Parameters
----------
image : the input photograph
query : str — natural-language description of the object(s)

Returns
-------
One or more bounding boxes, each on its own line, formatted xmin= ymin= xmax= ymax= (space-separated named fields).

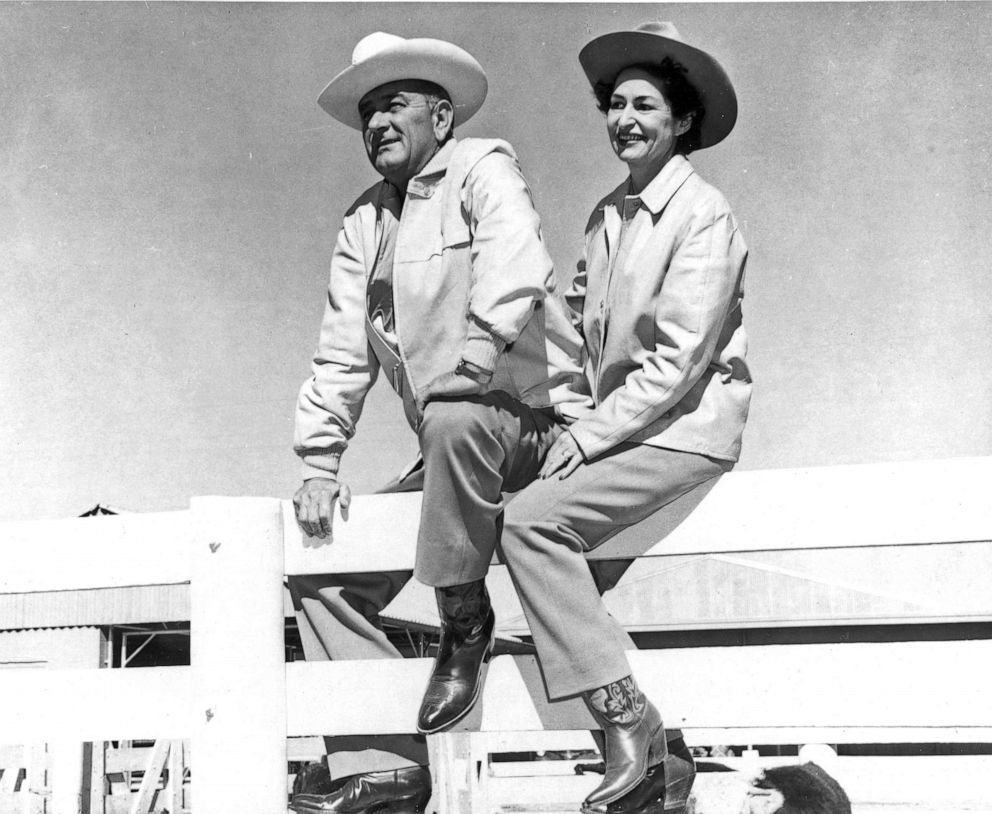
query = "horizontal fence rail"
xmin=1 ymin=456 xmax=992 ymax=813
xmin=4 ymin=458 xmax=992 ymax=595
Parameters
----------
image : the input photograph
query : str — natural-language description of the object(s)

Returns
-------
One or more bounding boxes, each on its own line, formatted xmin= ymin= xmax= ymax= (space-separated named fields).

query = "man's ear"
xmin=433 ymin=99 xmax=454 ymax=141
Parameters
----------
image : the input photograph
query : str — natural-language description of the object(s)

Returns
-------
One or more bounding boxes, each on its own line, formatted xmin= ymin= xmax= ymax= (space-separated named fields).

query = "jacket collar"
xmin=404 ymin=138 xmax=459 ymax=199
xmin=599 ymin=153 xmax=695 ymax=216
xmin=635 ymin=154 xmax=695 ymax=214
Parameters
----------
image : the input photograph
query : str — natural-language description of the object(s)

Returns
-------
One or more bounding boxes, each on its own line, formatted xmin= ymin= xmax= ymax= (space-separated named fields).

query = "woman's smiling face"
xmin=607 ymin=67 xmax=692 ymax=180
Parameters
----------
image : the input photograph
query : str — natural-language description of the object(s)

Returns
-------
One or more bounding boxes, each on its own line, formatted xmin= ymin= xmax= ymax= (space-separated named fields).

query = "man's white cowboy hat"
xmin=579 ymin=22 xmax=737 ymax=149
xmin=318 ymin=32 xmax=488 ymax=130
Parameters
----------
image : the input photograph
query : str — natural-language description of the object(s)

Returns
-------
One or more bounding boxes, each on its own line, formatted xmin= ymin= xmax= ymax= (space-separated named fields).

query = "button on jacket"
xmin=295 ymin=137 xmax=588 ymax=479
xmin=562 ymin=155 xmax=751 ymax=463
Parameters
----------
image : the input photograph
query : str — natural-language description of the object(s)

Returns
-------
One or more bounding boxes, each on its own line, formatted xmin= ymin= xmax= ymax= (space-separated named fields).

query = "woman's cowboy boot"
xmin=289 ymin=765 xmax=431 ymax=813
xmin=416 ymin=579 xmax=495 ymax=734
xmin=581 ymin=675 xmax=668 ymax=813
xmin=604 ymin=737 xmax=696 ymax=814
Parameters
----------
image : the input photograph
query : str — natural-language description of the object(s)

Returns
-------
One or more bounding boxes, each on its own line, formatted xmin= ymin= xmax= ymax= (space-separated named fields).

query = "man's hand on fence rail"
xmin=293 ymin=477 xmax=352 ymax=544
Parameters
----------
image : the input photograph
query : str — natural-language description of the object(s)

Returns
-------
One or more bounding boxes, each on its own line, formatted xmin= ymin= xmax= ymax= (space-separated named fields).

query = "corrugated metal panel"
xmin=0 ymin=585 xmax=190 ymax=629
xmin=0 ymin=584 xmax=296 ymax=629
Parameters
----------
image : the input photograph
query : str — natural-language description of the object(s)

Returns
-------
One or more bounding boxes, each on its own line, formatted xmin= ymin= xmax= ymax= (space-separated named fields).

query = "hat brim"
xmin=318 ymin=38 xmax=488 ymax=130
xmin=579 ymin=30 xmax=737 ymax=149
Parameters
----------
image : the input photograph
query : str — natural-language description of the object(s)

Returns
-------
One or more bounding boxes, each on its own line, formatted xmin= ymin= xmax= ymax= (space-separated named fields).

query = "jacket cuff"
xmin=566 ymin=422 xmax=612 ymax=462
xmin=462 ymin=326 xmax=506 ymax=373
xmin=301 ymin=452 xmax=342 ymax=481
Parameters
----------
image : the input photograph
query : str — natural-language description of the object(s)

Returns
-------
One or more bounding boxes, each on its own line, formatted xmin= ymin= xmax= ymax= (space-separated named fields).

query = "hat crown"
xmin=351 ymin=31 xmax=406 ymax=66
xmin=635 ymin=21 xmax=684 ymax=42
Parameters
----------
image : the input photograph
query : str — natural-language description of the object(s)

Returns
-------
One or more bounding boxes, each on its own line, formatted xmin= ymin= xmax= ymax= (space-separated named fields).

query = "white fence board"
xmin=483 ymin=642 xmax=992 ymax=733
xmin=190 ymin=496 xmax=287 ymax=814
xmin=4 ymin=640 xmax=988 ymax=747
xmin=281 ymin=493 xmax=423 ymax=575
xmin=284 ymin=640 xmax=992 ymax=739
xmin=4 ymin=458 xmax=990 ymax=596
xmin=648 ymin=456 xmax=992 ymax=556
xmin=0 ymin=510 xmax=193 ymax=593
xmin=286 ymin=659 xmax=435 ymax=737
xmin=0 ymin=667 xmax=193 ymax=742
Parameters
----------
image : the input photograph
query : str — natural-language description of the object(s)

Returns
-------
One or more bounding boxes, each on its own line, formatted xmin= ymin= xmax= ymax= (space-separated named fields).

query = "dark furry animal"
xmin=752 ymin=762 xmax=851 ymax=814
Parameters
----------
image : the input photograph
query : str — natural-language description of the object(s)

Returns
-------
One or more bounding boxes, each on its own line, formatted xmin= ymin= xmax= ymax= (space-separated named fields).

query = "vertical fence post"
xmin=49 ymin=741 xmax=84 ymax=814
xmin=191 ymin=497 xmax=287 ymax=813
xmin=426 ymin=733 xmax=487 ymax=814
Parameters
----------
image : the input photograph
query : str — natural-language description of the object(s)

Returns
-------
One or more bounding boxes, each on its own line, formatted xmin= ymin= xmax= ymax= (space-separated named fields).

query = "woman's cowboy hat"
xmin=318 ymin=32 xmax=488 ymax=130
xmin=579 ymin=22 xmax=737 ymax=149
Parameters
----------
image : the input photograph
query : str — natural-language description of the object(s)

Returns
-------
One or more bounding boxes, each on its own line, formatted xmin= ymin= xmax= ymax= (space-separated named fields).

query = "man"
xmin=288 ymin=31 xmax=588 ymax=813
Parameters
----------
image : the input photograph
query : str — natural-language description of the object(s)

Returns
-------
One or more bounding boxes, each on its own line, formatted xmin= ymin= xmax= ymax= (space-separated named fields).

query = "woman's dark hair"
xmin=593 ymin=57 xmax=705 ymax=154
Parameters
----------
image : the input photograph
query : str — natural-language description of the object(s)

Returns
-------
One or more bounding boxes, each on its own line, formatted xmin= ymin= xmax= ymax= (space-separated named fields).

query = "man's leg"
xmin=287 ymin=465 xmax=430 ymax=782
xmin=414 ymin=393 xmax=561 ymax=586
xmin=411 ymin=393 xmax=561 ymax=732
xmin=289 ymin=572 xmax=429 ymax=777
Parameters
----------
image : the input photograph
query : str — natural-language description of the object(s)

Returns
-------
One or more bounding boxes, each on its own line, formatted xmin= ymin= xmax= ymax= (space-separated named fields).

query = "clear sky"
xmin=2 ymin=2 xmax=991 ymax=521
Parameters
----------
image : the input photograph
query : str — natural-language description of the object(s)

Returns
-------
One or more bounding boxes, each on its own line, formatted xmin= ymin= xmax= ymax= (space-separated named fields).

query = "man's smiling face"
xmin=358 ymin=80 xmax=451 ymax=188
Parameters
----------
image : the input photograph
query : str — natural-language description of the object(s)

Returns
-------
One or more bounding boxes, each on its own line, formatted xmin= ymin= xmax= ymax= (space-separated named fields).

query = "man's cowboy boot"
xmin=292 ymin=761 xmax=338 ymax=798
xmin=604 ymin=737 xmax=696 ymax=814
xmin=581 ymin=675 xmax=668 ymax=813
xmin=289 ymin=765 xmax=431 ymax=813
xmin=417 ymin=579 xmax=495 ymax=734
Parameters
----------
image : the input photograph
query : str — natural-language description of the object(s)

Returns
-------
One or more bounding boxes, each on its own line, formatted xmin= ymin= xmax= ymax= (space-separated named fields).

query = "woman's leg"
xmin=500 ymin=444 xmax=729 ymax=810
xmin=500 ymin=443 xmax=729 ymax=699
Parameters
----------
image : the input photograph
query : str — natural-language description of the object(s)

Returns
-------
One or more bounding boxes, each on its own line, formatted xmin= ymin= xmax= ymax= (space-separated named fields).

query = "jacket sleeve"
xmin=458 ymin=152 xmax=553 ymax=372
xmin=564 ymin=250 xmax=588 ymax=339
xmin=293 ymin=209 xmax=378 ymax=479
xmin=568 ymin=198 xmax=747 ymax=460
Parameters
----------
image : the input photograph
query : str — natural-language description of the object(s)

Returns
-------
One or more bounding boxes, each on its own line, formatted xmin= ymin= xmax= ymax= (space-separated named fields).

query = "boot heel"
xmin=663 ymin=763 xmax=695 ymax=813
xmin=646 ymin=723 xmax=668 ymax=766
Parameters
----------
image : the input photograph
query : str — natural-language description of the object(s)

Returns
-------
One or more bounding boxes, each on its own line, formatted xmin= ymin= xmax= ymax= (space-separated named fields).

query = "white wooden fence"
xmin=1 ymin=457 xmax=991 ymax=813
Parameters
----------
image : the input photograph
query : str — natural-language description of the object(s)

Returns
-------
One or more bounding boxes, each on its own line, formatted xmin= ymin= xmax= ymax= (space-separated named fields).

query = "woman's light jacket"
xmin=560 ymin=154 xmax=751 ymax=462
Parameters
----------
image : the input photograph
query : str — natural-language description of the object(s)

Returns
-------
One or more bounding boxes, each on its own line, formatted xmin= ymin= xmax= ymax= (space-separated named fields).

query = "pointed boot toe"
xmin=582 ymin=677 xmax=668 ymax=809
xmin=417 ymin=581 xmax=495 ymax=734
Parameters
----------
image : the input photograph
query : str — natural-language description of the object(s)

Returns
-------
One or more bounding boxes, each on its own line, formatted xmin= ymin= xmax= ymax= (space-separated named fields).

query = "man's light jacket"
xmin=562 ymin=155 xmax=752 ymax=463
xmin=295 ymin=137 xmax=587 ymax=480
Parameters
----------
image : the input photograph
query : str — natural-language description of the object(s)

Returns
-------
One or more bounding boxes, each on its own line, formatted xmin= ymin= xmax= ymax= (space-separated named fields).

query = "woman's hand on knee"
xmin=539 ymin=431 xmax=584 ymax=480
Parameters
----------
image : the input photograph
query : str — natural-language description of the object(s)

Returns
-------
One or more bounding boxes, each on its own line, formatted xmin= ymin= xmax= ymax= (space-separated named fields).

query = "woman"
xmin=499 ymin=22 xmax=750 ymax=814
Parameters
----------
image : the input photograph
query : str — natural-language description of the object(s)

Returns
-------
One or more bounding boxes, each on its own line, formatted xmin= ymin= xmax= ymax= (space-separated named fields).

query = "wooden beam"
xmin=50 ymin=741 xmax=84 ymax=814
xmin=0 ymin=511 xmax=192 ymax=593
xmin=426 ymin=733 xmax=488 ymax=814
xmin=482 ymin=642 xmax=992 ymax=733
xmin=88 ymin=742 xmax=105 ymax=814
xmin=1 ymin=458 xmax=990 ymax=597
xmin=166 ymin=741 xmax=183 ymax=814
xmin=127 ymin=740 xmax=168 ymax=814
xmin=283 ymin=639 xmax=992 ymax=737
xmin=286 ymin=658 xmax=435 ymax=737
xmin=1 ymin=638 xmax=990 ymax=745
xmin=189 ymin=497 xmax=287 ymax=814
xmin=0 ymin=669 xmax=193 ymax=742
xmin=282 ymin=492 xmax=422 ymax=575
xmin=639 ymin=456 xmax=992 ymax=557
